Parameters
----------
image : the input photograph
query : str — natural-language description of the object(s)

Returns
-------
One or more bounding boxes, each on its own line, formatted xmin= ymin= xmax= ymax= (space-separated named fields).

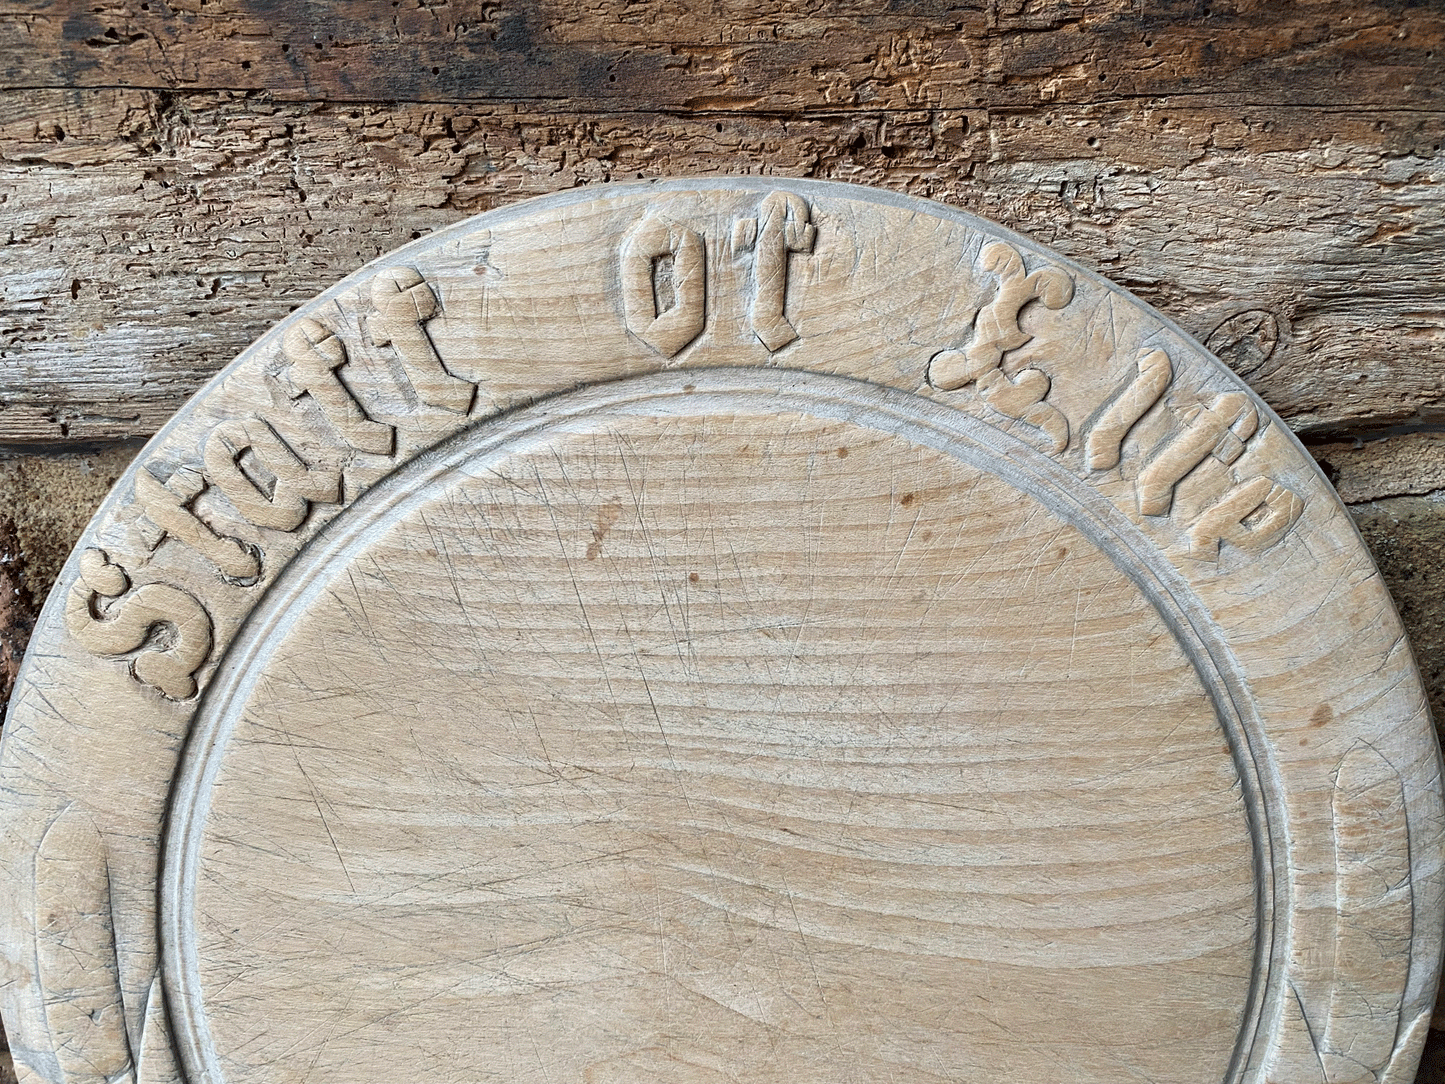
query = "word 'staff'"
xmin=0 ymin=180 xmax=1438 ymax=1084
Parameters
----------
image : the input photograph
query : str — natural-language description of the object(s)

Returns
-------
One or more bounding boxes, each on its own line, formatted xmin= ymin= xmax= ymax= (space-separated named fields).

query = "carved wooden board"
xmin=0 ymin=179 xmax=1440 ymax=1084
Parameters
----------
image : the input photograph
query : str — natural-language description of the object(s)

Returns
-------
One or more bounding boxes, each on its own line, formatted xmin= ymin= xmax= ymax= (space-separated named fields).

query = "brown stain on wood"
xmin=587 ymin=499 xmax=622 ymax=560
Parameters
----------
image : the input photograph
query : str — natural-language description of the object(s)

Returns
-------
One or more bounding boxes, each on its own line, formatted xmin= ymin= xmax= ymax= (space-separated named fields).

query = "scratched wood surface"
xmin=0 ymin=180 xmax=1439 ymax=1084
xmin=3 ymin=2 xmax=1445 ymax=1080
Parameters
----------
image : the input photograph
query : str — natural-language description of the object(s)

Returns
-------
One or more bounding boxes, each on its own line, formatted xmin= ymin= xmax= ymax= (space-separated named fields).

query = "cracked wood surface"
xmin=0 ymin=0 xmax=1442 ymax=444
xmin=1 ymin=1 xmax=1439 ymax=110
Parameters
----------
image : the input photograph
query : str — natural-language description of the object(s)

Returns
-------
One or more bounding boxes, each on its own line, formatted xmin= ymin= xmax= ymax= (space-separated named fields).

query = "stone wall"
xmin=2 ymin=1 xmax=1443 ymax=1078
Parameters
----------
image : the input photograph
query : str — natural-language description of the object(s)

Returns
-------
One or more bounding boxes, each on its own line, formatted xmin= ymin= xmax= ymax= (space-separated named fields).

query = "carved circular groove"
xmin=166 ymin=373 xmax=1274 ymax=1084
xmin=1 ymin=179 xmax=1439 ymax=1084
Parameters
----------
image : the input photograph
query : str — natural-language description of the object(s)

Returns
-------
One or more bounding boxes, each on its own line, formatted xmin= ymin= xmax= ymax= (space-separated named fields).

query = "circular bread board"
xmin=1 ymin=179 xmax=1440 ymax=1084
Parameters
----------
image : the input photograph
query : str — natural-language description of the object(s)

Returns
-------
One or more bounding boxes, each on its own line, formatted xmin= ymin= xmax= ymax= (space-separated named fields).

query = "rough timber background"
xmin=0 ymin=0 xmax=1443 ymax=1079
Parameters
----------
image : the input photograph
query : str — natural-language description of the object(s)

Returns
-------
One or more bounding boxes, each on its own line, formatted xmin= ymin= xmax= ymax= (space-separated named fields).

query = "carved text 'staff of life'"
xmin=0 ymin=180 xmax=1438 ymax=1084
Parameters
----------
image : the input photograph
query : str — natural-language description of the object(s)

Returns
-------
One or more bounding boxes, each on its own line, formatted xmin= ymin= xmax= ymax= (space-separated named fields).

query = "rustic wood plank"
xmin=1311 ymin=433 xmax=1445 ymax=505
xmin=1 ymin=85 xmax=1442 ymax=444
xmin=1 ymin=1 xmax=1440 ymax=112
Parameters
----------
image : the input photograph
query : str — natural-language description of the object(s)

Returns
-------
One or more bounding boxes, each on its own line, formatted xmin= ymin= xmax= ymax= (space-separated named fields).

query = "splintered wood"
xmin=0 ymin=182 xmax=1439 ymax=1084
xmin=1 ymin=2 xmax=1443 ymax=447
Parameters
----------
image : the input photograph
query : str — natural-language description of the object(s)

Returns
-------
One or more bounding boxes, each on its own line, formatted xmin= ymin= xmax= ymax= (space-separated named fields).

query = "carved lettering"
xmin=977 ymin=368 xmax=1069 ymax=453
xmin=1135 ymin=391 xmax=1259 ymax=517
xmin=64 ymin=549 xmax=214 ymax=700
xmin=731 ymin=192 xmax=816 ymax=352
xmin=204 ymin=417 xmax=340 ymax=532
xmin=1188 ymin=476 xmax=1305 ymax=559
xmin=35 ymin=807 xmax=135 ymax=1084
xmin=1112 ymin=384 xmax=1304 ymax=556
xmin=369 ymin=267 xmax=475 ymax=413
xmin=5 ymin=185 xmax=1423 ymax=1084
xmin=1325 ymin=743 xmax=1414 ymax=1082
xmin=621 ymin=215 xmax=707 ymax=358
xmin=281 ymin=317 xmax=395 ymax=455
xmin=928 ymin=241 xmax=1074 ymax=453
xmin=134 ymin=466 xmax=260 ymax=581
xmin=1086 ymin=348 xmax=1173 ymax=471
xmin=930 ymin=242 xmax=1074 ymax=388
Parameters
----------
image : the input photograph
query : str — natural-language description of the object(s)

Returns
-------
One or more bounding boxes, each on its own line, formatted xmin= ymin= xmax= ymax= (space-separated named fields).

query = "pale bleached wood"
xmin=0 ymin=180 xmax=1439 ymax=1084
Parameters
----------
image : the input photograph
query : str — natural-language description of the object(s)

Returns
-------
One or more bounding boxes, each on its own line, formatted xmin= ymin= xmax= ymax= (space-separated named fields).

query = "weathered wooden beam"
xmin=1 ymin=84 xmax=1442 ymax=444
xmin=1 ymin=1 xmax=1439 ymax=111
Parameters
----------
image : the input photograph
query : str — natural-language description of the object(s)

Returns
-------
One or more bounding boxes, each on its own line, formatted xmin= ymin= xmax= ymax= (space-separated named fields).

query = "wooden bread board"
xmin=1 ymin=179 xmax=1439 ymax=1084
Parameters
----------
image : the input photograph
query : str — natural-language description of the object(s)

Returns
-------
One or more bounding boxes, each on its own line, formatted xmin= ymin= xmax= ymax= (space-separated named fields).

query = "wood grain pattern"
xmin=2 ymin=1 xmax=1439 ymax=110
xmin=189 ymin=408 xmax=1256 ymax=1082
xmin=32 ymin=808 xmax=128 ymax=1084
xmin=0 ymin=180 xmax=1438 ymax=1083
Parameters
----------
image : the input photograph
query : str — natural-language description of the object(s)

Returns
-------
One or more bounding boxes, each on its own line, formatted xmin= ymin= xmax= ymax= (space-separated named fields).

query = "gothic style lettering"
xmin=930 ymin=242 xmax=1074 ymax=389
xmin=8 ymin=184 xmax=1429 ymax=1084
xmin=1188 ymin=477 xmax=1305 ymax=559
xmin=281 ymin=317 xmax=395 ymax=455
xmin=1135 ymin=391 xmax=1259 ymax=517
xmin=1086 ymin=348 xmax=1173 ymax=471
xmin=978 ymin=367 xmax=1070 ymax=453
xmin=204 ymin=417 xmax=340 ymax=532
xmin=928 ymin=241 xmax=1074 ymax=453
xmin=1118 ymin=385 xmax=1304 ymax=557
xmin=621 ymin=215 xmax=707 ymax=358
xmin=134 ymin=466 xmax=260 ymax=581
xmin=731 ymin=192 xmax=816 ymax=352
xmin=369 ymin=267 xmax=476 ymax=413
xmin=64 ymin=548 xmax=214 ymax=700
